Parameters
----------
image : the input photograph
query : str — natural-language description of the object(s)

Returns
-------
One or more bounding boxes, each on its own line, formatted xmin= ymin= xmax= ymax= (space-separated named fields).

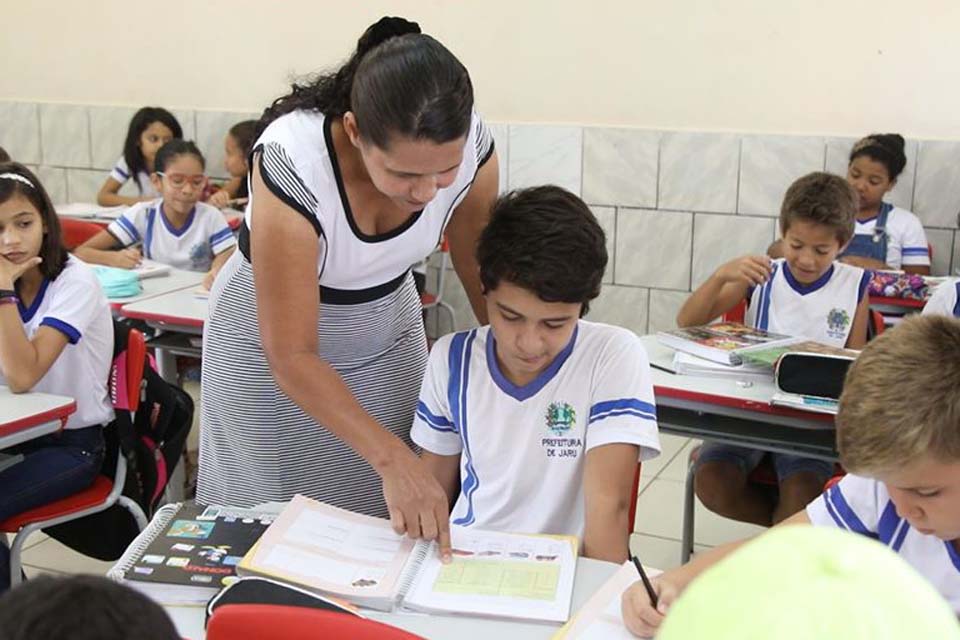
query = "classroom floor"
xmin=13 ymin=384 xmax=767 ymax=578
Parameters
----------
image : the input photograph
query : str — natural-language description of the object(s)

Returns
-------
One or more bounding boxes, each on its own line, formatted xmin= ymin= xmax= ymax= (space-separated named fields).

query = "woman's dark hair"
xmin=849 ymin=133 xmax=907 ymax=181
xmin=258 ymin=16 xmax=473 ymax=149
xmin=123 ymin=107 xmax=183 ymax=190
xmin=0 ymin=162 xmax=68 ymax=282
xmin=228 ymin=120 xmax=258 ymax=157
xmin=477 ymin=187 xmax=607 ymax=316
xmin=0 ymin=146 xmax=10 ymax=163
xmin=153 ymin=139 xmax=205 ymax=174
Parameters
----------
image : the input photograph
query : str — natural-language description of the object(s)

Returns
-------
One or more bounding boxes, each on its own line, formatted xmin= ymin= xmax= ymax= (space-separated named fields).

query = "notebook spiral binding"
xmin=107 ymin=502 xmax=183 ymax=581
xmin=395 ymin=539 xmax=433 ymax=603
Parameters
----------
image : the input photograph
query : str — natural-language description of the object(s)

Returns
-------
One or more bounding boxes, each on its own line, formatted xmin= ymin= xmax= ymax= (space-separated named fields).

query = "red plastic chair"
xmin=0 ymin=327 xmax=149 ymax=587
xmin=207 ymin=604 xmax=425 ymax=640
xmin=628 ymin=462 xmax=642 ymax=536
xmin=59 ymin=217 xmax=106 ymax=250
xmin=723 ymin=299 xmax=747 ymax=324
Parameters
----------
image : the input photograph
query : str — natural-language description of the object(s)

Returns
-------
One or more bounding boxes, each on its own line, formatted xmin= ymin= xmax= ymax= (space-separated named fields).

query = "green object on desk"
xmin=658 ymin=526 xmax=960 ymax=640
xmin=93 ymin=266 xmax=142 ymax=299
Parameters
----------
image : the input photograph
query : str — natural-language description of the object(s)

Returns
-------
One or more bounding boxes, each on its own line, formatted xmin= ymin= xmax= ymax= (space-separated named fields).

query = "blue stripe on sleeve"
xmin=588 ymin=399 xmax=657 ymax=425
xmin=116 ymin=215 xmax=140 ymax=243
xmin=901 ymin=247 xmax=929 ymax=255
xmin=209 ymin=227 xmax=234 ymax=245
xmin=40 ymin=318 xmax=81 ymax=344
xmin=416 ymin=401 xmax=457 ymax=433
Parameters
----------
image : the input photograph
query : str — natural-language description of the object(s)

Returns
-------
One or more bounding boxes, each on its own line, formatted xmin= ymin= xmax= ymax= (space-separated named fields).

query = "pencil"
xmin=631 ymin=554 xmax=659 ymax=608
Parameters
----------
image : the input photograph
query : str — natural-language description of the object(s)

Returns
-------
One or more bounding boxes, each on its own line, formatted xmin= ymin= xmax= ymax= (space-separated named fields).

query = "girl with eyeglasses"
xmin=76 ymin=140 xmax=236 ymax=289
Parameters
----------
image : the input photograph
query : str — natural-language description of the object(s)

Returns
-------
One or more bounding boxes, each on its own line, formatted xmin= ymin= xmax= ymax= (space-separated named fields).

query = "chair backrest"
xmin=868 ymin=309 xmax=886 ymax=342
xmin=60 ymin=218 xmax=105 ymax=250
xmin=722 ymin=299 xmax=747 ymax=324
xmin=207 ymin=605 xmax=425 ymax=640
xmin=109 ymin=323 xmax=146 ymax=414
xmin=628 ymin=462 xmax=642 ymax=536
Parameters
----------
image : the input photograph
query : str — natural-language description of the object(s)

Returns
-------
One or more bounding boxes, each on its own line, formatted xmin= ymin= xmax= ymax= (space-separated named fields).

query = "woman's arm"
xmin=74 ymin=230 xmax=141 ymax=268
xmin=445 ymin=151 xmax=499 ymax=325
xmin=96 ymin=177 xmax=145 ymax=207
xmin=249 ymin=159 xmax=453 ymax=559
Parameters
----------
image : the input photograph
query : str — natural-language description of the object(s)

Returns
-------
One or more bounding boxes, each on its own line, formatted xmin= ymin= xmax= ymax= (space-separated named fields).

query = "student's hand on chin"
xmin=0 ymin=254 xmax=42 ymax=288
xmin=381 ymin=450 xmax=453 ymax=563
xmin=621 ymin=576 xmax=678 ymax=638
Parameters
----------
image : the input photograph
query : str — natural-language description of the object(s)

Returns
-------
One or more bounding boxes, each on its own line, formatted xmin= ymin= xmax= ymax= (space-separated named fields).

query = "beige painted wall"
xmin=3 ymin=0 xmax=958 ymax=137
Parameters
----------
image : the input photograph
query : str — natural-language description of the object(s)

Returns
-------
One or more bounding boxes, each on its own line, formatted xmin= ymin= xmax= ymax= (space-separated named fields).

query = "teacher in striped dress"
xmin=197 ymin=17 xmax=497 ymax=555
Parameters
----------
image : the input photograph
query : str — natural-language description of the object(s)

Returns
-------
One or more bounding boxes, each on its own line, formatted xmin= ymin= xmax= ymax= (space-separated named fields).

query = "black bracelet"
xmin=0 ymin=289 xmax=15 ymax=299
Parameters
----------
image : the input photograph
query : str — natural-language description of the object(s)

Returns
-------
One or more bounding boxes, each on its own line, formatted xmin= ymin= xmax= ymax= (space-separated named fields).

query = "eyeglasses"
xmin=156 ymin=172 xmax=207 ymax=188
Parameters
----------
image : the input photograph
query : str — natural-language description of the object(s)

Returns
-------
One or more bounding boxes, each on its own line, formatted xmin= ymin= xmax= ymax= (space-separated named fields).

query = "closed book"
xmin=657 ymin=322 xmax=799 ymax=365
xmin=108 ymin=502 xmax=276 ymax=605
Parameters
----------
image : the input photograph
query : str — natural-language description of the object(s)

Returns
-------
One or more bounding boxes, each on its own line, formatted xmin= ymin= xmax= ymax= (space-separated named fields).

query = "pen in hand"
xmin=631 ymin=554 xmax=658 ymax=608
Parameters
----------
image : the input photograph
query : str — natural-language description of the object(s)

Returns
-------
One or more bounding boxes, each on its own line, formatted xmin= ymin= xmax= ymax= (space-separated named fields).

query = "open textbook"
xmin=554 ymin=560 xmax=662 ymax=639
xmin=238 ymin=494 xmax=579 ymax=622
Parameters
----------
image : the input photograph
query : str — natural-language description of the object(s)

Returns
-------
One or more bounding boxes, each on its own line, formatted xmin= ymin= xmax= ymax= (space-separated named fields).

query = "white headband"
xmin=0 ymin=173 xmax=33 ymax=188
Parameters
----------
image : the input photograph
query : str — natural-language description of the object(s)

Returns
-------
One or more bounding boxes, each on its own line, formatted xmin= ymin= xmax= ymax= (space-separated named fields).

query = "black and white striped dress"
xmin=197 ymin=109 xmax=494 ymax=515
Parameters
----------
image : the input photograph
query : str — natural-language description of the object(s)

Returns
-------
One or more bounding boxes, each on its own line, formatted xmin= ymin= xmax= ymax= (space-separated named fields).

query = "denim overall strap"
xmin=842 ymin=202 xmax=891 ymax=263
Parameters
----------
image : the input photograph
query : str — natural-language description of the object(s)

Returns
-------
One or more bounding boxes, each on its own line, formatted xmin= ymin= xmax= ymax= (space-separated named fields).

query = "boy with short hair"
xmin=412 ymin=186 xmax=661 ymax=563
xmin=622 ymin=315 xmax=960 ymax=636
xmin=0 ymin=575 xmax=181 ymax=640
xmin=677 ymin=172 xmax=870 ymax=526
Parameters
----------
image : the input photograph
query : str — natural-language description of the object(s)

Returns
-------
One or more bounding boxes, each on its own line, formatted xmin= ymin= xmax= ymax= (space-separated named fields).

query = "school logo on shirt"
xmin=545 ymin=402 xmax=576 ymax=435
xmin=542 ymin=402 xmax=582 ymax=460
xmin=826 ymin=308 xmax=850 ymax=340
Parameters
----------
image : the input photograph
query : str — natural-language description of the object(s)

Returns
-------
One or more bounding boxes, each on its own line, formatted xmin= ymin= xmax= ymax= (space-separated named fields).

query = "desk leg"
xmin=155 ymin=347 xmax=178 ymax=385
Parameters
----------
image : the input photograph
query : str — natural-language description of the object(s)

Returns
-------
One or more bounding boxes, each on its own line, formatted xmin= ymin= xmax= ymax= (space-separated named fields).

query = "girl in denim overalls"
xmin=840 ymin=134 xmax=931 ymax=275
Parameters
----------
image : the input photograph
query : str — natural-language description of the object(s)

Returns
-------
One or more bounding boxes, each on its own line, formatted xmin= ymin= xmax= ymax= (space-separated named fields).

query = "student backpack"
xmin=44 ymin=320 xmax=194 ymax=560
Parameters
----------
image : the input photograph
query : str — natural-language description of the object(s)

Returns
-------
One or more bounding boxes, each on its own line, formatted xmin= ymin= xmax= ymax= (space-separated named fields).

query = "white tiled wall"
xmin=6 ymin=99 xmax=960 ymax=337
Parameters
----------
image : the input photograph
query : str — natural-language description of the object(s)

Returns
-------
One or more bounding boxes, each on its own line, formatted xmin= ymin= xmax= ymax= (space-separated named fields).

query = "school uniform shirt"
xmin=107 ymin=200 xmax=236 ymax=272
xmin=109 ymin=156 xmax=160 ymax=198
xmin=808 ymin=473 xmax=960 ymax=614
xmin=922 ymin=278 xmax=960 ymax=318
xmin=854 ymin=206 xmax=930 ymax=269
xmin=2 ymin=256 xmax=114 ymax=430
xmin=745 ymin=259 xmax=869 ymax=347
xmin=411 ymin=321 xmax=661 ymax=538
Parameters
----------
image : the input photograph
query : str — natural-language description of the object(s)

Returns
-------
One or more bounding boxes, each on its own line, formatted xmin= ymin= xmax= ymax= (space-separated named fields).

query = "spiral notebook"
xmin=238 ymin=494 xmax=579 ymax=622
xmin=107 ymin=502 xmax=278 ymax=605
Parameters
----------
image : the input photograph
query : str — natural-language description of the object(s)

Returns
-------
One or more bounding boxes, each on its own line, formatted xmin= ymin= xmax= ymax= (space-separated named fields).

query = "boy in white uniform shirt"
xmin=412 ymin=186 xmax=661 ymax=563
xmin=622 ymin=315 xmax=960 ymax=636
xmin=678 ymin=172 xmax=869 ymax=528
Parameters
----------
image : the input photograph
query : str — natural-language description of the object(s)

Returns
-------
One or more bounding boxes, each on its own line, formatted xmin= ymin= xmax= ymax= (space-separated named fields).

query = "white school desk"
xmin=56 ymin=202 xmax=125 ymax=223
xmin=120 ymin=287 xmax=207 ymax=384
xmin=0 ymin=387 xmax=76 ymax=473
xmin=164 ymin=557 xmax=621 ymax=640
xmin=107 ymin=268 xmax=206 ymax=312
xmin=641 ymin=336 xmax=837 ymax=462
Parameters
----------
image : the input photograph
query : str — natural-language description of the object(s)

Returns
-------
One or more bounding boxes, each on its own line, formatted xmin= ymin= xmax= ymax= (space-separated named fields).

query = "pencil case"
xmin=774 ymin=352 xmax=855 ymax=400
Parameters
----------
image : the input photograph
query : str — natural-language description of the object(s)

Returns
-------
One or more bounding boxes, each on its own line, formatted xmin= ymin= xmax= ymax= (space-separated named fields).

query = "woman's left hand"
xmin=0 ymin=255 xmax=42 ymax=289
